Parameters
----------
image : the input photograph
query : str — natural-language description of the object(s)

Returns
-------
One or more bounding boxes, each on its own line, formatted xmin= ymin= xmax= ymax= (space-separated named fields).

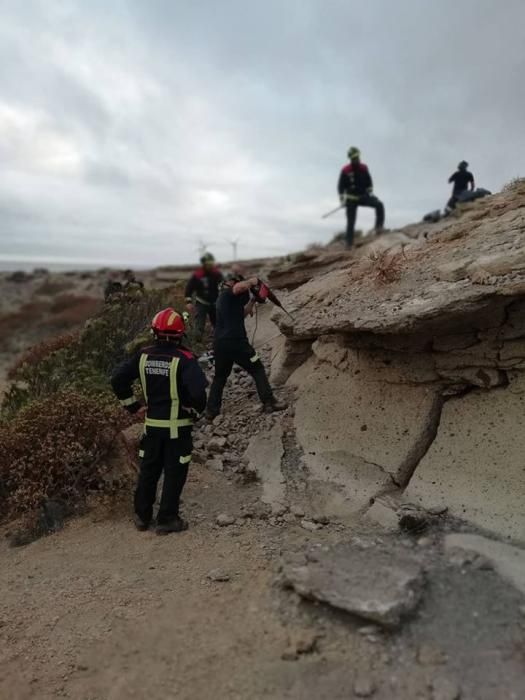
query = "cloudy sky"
xmin=1 ymin=0 xmax=524 ymax=268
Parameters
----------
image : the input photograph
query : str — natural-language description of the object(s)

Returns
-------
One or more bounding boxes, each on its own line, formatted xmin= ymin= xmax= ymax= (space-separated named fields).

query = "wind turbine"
xmin=227 ymin=238 xmax=239 ymax=261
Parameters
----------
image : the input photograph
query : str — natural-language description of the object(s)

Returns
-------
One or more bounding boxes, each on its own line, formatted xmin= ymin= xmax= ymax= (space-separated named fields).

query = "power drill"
xmin=250 ymin=279 xmax=293 ymax=319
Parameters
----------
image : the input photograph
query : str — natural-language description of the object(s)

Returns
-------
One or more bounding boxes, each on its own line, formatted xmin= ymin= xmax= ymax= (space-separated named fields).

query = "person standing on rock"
xmin=447 ymin=160 xmax=475 ymax=210
xmin=337 ymin=146 xmax=385 ymax=248
xmin=111 ymin=308 xmax=208 ymax=534
xmin=205 ymin=267 xmax=287 ymax=420
xmin=185 ymin=252 xmax=224 ymax=342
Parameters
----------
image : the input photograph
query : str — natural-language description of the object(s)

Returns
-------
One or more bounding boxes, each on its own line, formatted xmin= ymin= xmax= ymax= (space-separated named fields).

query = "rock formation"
xmin=264 ymin=180 xmax=525 ymax=541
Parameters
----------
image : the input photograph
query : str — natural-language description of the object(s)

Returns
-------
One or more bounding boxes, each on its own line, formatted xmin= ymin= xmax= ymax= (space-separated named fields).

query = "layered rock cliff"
xmin=265 ymin=180 xmax=525 ymax=542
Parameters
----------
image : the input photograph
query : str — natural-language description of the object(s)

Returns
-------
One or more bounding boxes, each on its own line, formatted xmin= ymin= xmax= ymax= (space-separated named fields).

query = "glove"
xmin=339 ymin=193 xmax=347 ymax=204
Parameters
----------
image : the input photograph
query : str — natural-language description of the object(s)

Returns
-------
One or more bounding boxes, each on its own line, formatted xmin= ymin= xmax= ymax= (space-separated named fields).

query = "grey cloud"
xmin=1 ymin=0 xmax=524 ymax=267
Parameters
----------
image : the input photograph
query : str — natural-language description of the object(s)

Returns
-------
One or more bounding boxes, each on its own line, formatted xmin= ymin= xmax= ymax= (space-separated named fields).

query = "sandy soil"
xmin=1 ymin=463 xmax=524 ymax=700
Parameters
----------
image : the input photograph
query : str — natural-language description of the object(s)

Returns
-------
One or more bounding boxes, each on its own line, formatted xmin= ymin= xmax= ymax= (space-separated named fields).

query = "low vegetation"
xmin=0 ymin=287 xmax=180 ymax=525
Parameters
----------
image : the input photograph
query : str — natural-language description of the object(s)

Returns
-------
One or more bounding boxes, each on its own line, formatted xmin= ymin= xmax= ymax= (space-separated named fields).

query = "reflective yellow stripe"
xmin=144 ymin=417 xmax=193 ymax=429
xmin=139 ymin=354 xmax=148 ymax=403
xmin=120 ymin=396 xmax=136 ymax=407
xmin=180 ymin=454 xmax=192 ymax=464
xmin=139 ymin=449 xmax=145 ymax=458
xmin=250 ymin=354 xmax=260 ymax=363
xmin=169 ymin=357 xmax=180 ymax=439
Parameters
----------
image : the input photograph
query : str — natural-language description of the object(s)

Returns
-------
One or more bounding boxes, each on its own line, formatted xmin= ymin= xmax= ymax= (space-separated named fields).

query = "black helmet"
xmin=348 ymin=146 xmax=361 ymax=160
xmin=200 ymin=252 xmax=215 ymax=265
xmin=224 ymin=271 xmax=244 ymax=283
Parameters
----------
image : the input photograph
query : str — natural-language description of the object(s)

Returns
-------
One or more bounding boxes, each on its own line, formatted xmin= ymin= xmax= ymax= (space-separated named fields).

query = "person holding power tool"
xmin=111 ymin=308 xmax=208 ymax=534
xmin=206 ymin=265 xmax=287 ymax=419
xmin=185 ymin=252 xmax=223 ymax=342
xmin=338 ymin=146 xmax=385 ymax=248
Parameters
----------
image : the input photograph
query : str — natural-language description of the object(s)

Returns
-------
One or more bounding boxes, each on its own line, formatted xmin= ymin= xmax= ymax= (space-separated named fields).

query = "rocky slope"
xmin=256 ymin=181 xmax=525 ymax=543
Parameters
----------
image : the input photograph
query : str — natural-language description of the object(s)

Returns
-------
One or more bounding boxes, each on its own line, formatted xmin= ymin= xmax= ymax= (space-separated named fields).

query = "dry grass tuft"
xmin=368 ymin=247 xmax=406 ymax=285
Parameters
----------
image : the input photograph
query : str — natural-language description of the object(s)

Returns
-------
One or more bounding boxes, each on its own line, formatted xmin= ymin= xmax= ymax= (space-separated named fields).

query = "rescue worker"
xmin=206 ymin=268 xmax=286 ymax=419
xmin=447 ymin=160 xmax=475 ymax=210
xmin=123 ymin=269 xmax=145 ymax=295
xmin=111 ymin=308 xmax=208 ymax=534
xmin=185 ymin=253 xmax=224 ymax=342
xmin=337 ymin=146 xmax=385 ymax=248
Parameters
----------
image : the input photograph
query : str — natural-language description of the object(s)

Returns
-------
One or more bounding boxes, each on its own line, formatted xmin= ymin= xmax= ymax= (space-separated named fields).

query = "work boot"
xmin=262 ymin=399 xmax=288 ymax=414
xmin=133 ymin=514 xmax=150 ymax=532
xmin=205 ymin=409 xmax=219 ymax=421
xmin=155 ymin=516 xmax=188 ymax=535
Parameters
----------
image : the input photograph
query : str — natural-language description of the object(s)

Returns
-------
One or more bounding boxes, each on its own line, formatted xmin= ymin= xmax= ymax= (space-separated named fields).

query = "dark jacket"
xmin=185 ymin=267 xmax=223 ymax=306
xmin=448 ymin=170 xmax=474 ymax=196
xmin=337 ymin=162 xmax=374 ymax=198
xmin=111 ymin=342 xmax=208 ymax=438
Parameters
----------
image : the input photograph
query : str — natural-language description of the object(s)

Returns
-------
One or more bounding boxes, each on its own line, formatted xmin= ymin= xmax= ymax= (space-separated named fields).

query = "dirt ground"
xmin=1 ymin=461 xmax=525 ymax=700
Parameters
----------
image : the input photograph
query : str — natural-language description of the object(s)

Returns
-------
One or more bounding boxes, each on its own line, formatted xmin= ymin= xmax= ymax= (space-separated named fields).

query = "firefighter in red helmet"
xmin=111 ymin=308 xmax=208 ymax=534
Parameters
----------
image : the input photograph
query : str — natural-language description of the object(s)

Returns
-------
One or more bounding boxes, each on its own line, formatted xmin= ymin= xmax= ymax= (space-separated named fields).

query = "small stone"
xmin=417 ymin=644 xmax=448 ymax=666
xmin=358 ymin=625 xmax=381 ymax=636
xmin=300 ymin=519 xmax=323 ymax=532
xmin=417 ymin=537 xmax=432 ymax=547
xmin=283 ymin=513 xmax=296 ymax=524
xmin=290 ymin=505 xmax=305 ymax=518
xmin=288 ymin=630 xmax=318 ymax=655
xmin=353 ymin=675 xmax=376 ymax=697
xmin=208 ymin=436 xmax=227 ymax=454
xmin=271 ymin=503 xmax=288 ymax=517
xmin=207 ymin=569 xmax=230 ymax=582
xmin=207 ymin=457 xmax=224 ymax=472
xmin=312 ymin=513 xmax=330 ymax=525
xmin=216 ymin=513 xmax=235 ymax=527
xmin=431 ymin=677 xmax=461 ymax=700
xmin=281 ymin=649 xmax=298 ymax=661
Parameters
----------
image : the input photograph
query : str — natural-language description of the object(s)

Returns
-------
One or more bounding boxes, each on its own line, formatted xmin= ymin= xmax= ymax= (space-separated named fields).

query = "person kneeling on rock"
xmin=205 ymin=266 xmax=287 ymax=420
xmin=111 ymin=308 xmax=208 ymax=534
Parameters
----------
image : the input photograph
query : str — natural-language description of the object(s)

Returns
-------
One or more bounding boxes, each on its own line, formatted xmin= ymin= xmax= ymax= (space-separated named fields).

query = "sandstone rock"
xmin=365 ymin=501 xmax=399 ymax=532
xmin=300 ymin=519 xmax=322 ymax=532
xmin=207 ymin=436 xmax=227 ymax=453
xmin=216 ymin=513 xmax=235 ymax=527
xmin=405 ymin=373 xmax=525 ymax=542
xmin=444 ymin=534 xmax=525 ymax=595
xmin=207 ymin=569 xmax=230 ymax=582
xmin=281 ymin=542 xmax=425 ymax=627
xmin=467 ymin=248 xmax=525 ymax=282
xmin=436 ymin=259 xmax=472 ymax=282
xmin=207 ymin=457 xmax=224 ymax=472
xmin=244 ymin=424 xmax=285 ymax=512
xmin=289 ymin=355 xmax=441 ymax=513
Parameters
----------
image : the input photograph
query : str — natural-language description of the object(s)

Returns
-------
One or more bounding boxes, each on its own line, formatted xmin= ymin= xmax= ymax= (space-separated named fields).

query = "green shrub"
xmin=2 ymin=288 xmax=174 ymax=420
xmin=0 ymin=389 xmax=131 ymax=520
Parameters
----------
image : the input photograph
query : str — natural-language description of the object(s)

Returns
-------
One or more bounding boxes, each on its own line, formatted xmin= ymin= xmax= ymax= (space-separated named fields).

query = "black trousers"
xmin=207 ymin=339 xmax=274 ymax=414
xmin=194 ymin=301 xmax=216 ymax=341
xmin=345 ymin=194 xmax=385 ymax=247
xmin=134 ymin=430 xmax=192 ymax=524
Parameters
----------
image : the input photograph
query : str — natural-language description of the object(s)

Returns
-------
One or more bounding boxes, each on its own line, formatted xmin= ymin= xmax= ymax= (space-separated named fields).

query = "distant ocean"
xmin=0 ymin=255 xmax=151 ymax=273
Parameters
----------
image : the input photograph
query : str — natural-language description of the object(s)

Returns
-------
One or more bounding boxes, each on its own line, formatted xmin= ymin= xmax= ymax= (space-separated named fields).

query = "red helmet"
xmin=151 ymin=308 xmax=185 ymax=338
